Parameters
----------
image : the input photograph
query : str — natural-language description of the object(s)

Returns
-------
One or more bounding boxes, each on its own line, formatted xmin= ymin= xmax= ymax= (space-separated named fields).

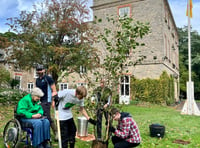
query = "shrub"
xmin=0 ymin=88 xmax=27 ymax=104
xmin=130 ymin=71 xmax=175 ymax=105
xmin=0 ymin=66 xmax=11 ymax=87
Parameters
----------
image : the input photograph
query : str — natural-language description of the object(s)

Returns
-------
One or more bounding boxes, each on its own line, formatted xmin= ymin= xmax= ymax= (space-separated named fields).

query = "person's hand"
xmin=103 ymin=104 xmax=108 ymax=108
xmin=109 ymin=126 xmax=116 ymax=133
xmin=88 ymin=118 xmax=97 ymax=125
xmin=32 ymin=113 xmax=42 ymax=119
xmin=53 ymin=95 xmax=60 ymax=108
xmin=52 ymin=91 xmax=57 ymax=97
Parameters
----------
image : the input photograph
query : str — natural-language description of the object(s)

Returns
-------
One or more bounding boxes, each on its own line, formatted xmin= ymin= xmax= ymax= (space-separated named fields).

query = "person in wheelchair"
xmin=17 ymin=87 xmax=51 ymax=148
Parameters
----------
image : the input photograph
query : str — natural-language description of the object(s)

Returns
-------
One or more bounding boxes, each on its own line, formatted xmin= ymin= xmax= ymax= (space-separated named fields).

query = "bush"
xmin=131 ymin=71 xmax=175 ymax=105
xmin=0 ymin=88 xmax=27 ymax=104
xmin=0 ymin=66 xmax=11 ymax=87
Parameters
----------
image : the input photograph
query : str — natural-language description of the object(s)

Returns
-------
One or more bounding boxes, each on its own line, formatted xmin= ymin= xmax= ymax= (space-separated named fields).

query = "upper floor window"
xmin=14 ymin=65 xmax=22 ymax=72
xmin=125 ymin=49 xmax=130 ymax=57
xmin=77 ymin=83 xmax=87 ymax=88
xmin=80 ymin=65 xmax=87 ymax=74
xmin=118 ymin=4 xmax=131 ymax=18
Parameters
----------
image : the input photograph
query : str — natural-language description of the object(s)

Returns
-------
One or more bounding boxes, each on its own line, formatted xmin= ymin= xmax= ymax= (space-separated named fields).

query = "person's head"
xmin=36 ymin=64 xmax=45 ymax=77
xmin=75 ymin=86 xmax=87 ymax=100
xmin=111 ymin=108 xmax=121 ymax=121
xmin=100 ymin=80 xmax=105 ymax=88
xmin=31 ymin=87 xmax=44 ymax=102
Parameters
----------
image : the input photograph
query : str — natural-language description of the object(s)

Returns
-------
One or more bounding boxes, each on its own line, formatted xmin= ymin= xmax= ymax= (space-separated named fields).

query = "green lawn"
xmin=1 ymin=103 xmax=200 ymax=148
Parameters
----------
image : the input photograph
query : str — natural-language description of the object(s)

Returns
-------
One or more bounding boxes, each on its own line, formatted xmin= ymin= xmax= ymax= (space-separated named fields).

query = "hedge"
xmin=130 ymin=71 xmax=175 ymax=105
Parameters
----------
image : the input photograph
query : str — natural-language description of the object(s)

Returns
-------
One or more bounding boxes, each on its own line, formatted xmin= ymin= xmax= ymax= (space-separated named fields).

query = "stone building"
xmin=91 ymin=0 xmax=179 ymax=103
xmin=0 ymin=0 xmax=179 ymax=104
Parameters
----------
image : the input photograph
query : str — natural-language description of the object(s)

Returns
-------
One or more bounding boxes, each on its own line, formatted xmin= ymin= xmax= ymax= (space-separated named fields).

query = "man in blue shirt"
xmin=36 ymin=64 xmax=58 ymax=141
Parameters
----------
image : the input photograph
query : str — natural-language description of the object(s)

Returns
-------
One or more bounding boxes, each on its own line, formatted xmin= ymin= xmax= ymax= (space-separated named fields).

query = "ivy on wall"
xmin=130 ymin=71 xmax=175 ymax=105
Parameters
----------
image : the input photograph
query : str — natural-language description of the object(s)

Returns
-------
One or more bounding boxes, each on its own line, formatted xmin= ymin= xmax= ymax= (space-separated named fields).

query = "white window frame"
xmin=59 ymin=83 xmax=68 ymax=90
xmin=34 ymin=69 xmax=39 ymax=78
xmin=80 ymin=65 xmax=87 ymax=74
xmin=119 ymin=75 xmax=130 ymax=104
xmin=120 ymin=75 xmax=130 ymax=96
xmin=27 ymin=82 xmax=34 ymax=92
xmin=119 ymin=6 xmax=131 ymax=18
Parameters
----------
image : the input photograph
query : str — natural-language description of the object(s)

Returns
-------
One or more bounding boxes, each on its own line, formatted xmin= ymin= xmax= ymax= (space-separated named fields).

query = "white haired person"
xmin=17 ymin=87 xmax=51 ymax=148
xmin=109 ymin=108 xmax=141 ymax=148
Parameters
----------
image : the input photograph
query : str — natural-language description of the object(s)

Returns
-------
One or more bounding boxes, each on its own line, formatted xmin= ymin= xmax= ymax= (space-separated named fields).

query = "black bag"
xmin=149 ymin=124 xmax=165 ymax=138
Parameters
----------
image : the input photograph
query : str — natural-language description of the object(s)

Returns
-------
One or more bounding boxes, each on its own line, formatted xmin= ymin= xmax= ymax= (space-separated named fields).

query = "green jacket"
xmin=17 ymin=94 xmax=44 ymax=119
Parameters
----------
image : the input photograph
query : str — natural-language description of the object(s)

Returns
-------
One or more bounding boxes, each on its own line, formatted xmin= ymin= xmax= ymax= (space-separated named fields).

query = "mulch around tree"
xmin=76 ymin=133 xmax=95 ymax=142
xmin=173 ymin=139 xmax=191 ymax=145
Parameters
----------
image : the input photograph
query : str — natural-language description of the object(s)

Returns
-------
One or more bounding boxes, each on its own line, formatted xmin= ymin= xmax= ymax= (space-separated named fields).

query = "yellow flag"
xmin=186 ymin=0 xmax=193 ymax=18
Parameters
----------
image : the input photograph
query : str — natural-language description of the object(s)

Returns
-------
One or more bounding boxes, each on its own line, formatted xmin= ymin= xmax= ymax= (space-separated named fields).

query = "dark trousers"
xmin=41 ymin=102 xmax=52 ymax=123
xmin=41 ymin=102 xmax=57 ymax=134
xmin=112 ymin=136 xmax=140 ymax=148
xmin=60 ymin=118 xmax=76 ymax=148
xmin=97 ymin=109 xmax=108 ymax=139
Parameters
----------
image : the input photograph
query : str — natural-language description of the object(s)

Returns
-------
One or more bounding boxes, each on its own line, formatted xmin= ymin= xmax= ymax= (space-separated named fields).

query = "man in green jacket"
xmin=17 ymin=87 xmax=51 ymax=148
xmin=94 ymin=80 xmax=112 ymax=140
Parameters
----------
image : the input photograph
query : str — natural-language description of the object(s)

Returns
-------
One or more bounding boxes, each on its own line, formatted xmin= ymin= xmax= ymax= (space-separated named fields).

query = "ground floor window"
xmin=14 ymin=75 xmax=21 ymax=89
xmin=59 ymin=83 xmax=68 ymax=90
xmin=119 ymin=75 xmax=130 ymax=104
xmin=27 ymin=82 xmax=34 ymax=92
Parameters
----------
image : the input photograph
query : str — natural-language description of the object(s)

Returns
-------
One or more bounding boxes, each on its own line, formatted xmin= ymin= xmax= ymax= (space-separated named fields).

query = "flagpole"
xmin=188 ymin=0 xmax=191 ymax=83
xmin=181 ymin=0 xmax=200 ymax=116
xmin=187 ymin=0 xmax=192 ymax=115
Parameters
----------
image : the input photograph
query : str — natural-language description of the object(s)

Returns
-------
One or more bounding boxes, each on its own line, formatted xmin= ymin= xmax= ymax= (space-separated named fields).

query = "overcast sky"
xmin=0 ymin=0 xmax=199 ymax=33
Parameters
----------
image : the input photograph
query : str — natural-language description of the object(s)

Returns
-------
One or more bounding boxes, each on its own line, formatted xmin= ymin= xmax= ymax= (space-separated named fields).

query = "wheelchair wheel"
xmin=3 ymin=119 xmax=22 ymax=148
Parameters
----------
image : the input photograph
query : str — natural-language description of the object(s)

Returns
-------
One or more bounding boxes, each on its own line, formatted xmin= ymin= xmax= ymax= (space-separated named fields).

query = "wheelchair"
xmin=3 ymin=106 xmax=33 ymax=148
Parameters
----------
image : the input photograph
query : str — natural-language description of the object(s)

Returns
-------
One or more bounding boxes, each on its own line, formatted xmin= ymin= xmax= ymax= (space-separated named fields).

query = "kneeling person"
xmin=109 ymin=108 xmax=141 ymax=148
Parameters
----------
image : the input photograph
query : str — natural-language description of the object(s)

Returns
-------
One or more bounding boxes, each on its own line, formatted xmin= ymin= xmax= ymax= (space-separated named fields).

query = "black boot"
xmin=36 ymin=143 xmax=44 ymax=148
xmin=69 ymin=142 xmax=75 ymax=148
xmin=42 ymin=140 xmax=51 ymax=148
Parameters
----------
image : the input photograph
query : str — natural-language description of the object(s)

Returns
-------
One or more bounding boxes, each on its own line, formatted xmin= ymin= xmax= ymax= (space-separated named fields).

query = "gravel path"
xmin=175 ymin=100 xmax=200 ymax=111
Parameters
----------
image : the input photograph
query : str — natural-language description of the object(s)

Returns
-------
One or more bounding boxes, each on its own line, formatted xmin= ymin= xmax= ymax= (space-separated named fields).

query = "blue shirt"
xmin=36 ymin=75 xmax=54 ymax=103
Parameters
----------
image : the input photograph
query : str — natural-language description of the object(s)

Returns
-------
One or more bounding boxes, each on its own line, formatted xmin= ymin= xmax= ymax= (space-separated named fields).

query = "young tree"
xmin=86 ymin=15 xmax=150 ymax=147
xmin=3 ymin=0 xmax=98 ymax=84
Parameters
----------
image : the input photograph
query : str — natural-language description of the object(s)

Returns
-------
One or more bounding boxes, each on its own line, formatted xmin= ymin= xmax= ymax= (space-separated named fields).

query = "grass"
xmin=1 ymin=103 xmax=200 ymax=148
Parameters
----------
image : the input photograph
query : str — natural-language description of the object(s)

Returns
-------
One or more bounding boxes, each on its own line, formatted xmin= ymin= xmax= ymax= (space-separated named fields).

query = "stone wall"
xmin=92 ymin=0 xmax=179 ymax=100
